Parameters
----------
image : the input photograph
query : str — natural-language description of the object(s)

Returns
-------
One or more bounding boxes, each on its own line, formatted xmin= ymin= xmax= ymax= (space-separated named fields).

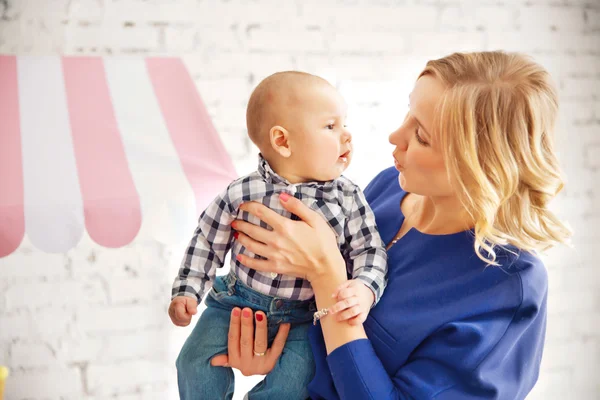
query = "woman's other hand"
xmin=210 ymin=307 xmax=290 ymax=376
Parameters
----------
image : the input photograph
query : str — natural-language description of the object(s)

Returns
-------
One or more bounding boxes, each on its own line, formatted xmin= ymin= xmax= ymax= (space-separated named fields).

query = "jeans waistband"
xmin=223 ymin=272 xmax=317 ymax=314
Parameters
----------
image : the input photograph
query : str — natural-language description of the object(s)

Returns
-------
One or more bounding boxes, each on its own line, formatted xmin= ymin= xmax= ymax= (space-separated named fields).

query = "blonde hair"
xmin=419 ymin=51 xmax=572 ymax=264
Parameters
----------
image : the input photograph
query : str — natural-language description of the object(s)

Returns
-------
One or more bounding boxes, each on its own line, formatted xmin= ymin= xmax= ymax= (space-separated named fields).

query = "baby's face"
xmin=284 ymin=83 xmax=353 ymax=182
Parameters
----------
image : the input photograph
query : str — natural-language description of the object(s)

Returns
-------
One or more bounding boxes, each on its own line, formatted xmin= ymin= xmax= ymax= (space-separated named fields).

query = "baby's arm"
xmin=169 ymin=186 xmax=236 ymax=326
xmin=332 ymin=187 xmax=388 ymax=325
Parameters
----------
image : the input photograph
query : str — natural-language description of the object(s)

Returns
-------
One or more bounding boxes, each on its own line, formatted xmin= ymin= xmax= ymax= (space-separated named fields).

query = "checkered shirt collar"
xmin=257 ymin=153 xmax=336 ymax=188
xmin=257 ymin=153 xmax=290 ymax=186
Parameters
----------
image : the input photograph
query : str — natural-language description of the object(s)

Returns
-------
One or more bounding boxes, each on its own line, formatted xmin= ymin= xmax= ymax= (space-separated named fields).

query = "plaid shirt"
xmin=172 ymin=154 xmax=388 ymax=302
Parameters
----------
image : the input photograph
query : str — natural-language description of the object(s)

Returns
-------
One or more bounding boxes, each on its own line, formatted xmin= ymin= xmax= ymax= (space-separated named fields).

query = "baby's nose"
xmin=342 ymin=128 xmax=352 ymax=143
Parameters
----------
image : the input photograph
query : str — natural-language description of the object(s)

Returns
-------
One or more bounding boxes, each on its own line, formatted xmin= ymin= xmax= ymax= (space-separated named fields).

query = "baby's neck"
xmin=267 ymin=156 xmax=307 ymax=184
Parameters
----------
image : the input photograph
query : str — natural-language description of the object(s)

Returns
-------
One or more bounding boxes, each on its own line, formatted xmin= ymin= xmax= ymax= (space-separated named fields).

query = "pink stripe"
xmin=146 ymin=58 xmax=237 ymax=212
xmin=0 ymin=56 xmax=25 ymax=257
xmin=62 ymin=56 xmax=142 ymax=248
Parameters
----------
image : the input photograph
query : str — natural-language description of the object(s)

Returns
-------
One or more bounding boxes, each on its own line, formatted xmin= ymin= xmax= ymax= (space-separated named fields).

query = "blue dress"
xmin=307 ymin=167 xmax=548 ymax=400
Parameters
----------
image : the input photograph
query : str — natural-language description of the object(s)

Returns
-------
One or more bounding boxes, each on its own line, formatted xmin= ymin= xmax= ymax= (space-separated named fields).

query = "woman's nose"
xmin=388 ymin=126 xmax=407 ymax=150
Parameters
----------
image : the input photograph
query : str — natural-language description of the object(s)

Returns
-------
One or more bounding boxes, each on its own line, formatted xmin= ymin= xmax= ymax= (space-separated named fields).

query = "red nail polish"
xmin=243 ymin=309 xmax=251 ymax=318
xmin=236 ymin=254 xmax=242 ymax=261
xmin=233 ymin=309 xmax=241 ymax=317
xmin=233 ymin=232 xmax=239 ymax=239
xmin=256 ymin=313 xmax=264 ymax=322
xmin=280 ymin=192 xmax=291 ymax=202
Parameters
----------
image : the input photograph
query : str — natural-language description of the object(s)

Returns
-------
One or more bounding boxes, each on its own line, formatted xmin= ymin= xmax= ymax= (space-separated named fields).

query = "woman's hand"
xmin=232 ymin=192 xmax=346 ymax=283
xmin=210 ymin=307 xmax=290 ymax=376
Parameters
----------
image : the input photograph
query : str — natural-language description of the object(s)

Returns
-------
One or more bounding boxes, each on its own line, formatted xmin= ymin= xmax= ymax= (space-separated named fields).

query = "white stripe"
xmin=18 ymin=56 xmax=85 ymax=253
xmin=104 ymin=58 xmax=197 ymax=245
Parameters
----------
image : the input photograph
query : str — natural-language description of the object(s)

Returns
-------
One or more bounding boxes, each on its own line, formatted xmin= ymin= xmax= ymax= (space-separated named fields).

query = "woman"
xmin=211 ymin=51 xmax=571 ymax=399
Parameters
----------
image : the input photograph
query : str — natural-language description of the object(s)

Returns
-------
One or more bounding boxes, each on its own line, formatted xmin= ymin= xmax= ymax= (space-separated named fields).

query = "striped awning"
xmin=0 ymin=55 xmax=237 ymax=257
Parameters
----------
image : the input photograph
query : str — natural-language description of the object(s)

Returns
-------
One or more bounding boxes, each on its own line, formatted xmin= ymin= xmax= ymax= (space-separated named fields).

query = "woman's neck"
xmin=408 ymin=193 xmax=474 ymax=235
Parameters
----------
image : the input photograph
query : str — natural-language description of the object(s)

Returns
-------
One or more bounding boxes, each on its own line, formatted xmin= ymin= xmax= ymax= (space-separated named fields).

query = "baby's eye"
xmin=326 ymin=124 xmax=335 ymax=130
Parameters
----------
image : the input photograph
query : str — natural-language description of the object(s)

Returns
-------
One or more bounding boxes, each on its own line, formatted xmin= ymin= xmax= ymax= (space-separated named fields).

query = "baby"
xmin=170 ymin=71 xmax=387 ymax=399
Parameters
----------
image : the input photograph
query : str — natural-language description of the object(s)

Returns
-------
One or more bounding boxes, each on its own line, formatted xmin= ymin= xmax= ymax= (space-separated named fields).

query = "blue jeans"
xmin=176 ymin=272 xmax=317 ymax=400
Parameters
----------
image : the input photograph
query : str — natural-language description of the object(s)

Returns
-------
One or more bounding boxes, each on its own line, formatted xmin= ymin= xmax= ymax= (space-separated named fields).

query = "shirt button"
xmin=275 ymin=299 xmax=283 ymax=309
xmin=270 ymin=272 xmax=278 ymax=279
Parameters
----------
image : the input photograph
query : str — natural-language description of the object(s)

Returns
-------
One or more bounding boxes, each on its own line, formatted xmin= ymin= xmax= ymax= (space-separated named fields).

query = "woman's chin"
xmin=398 ymin=173 xmax=408 ymax=191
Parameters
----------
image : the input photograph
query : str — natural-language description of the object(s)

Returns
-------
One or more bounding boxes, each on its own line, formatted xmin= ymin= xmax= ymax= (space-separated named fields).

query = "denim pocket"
xmin=206 ymin=275 xmax=232 ymax=304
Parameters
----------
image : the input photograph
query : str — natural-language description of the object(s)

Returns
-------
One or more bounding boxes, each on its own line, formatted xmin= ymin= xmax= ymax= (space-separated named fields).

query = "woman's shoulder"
xmin=494 ymin=247 xmax=548 ymax=306
xmin=457 ymin=246 xmax=548 ymax=312
xmin=364 ymin=166 xmax=404 ymax=201
xmin=365 ymin=166 xmax=399 ymax=189
xmin=394 ymin=241 xmax=548 ymax=312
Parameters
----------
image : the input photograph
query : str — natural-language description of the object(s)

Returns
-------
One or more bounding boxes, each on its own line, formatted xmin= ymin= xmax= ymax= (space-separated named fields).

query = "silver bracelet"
xmin=313 ymin=308 xmax=329 ymax=325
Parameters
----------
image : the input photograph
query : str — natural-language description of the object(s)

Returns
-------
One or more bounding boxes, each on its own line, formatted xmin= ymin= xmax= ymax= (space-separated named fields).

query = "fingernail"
xmin=233 ymin=309 xmax=241 ymax=317
xmin=256 ymin=313 xmax=264 ymax=322
xmin=236 ymin=254 xmax=242 ymax=262
xmin=233 ymin=232 xmax=239 ymax=239
xmin=223 ymin=363 xmax=230 ymax=367
xmin=280 ymin=192 xmax=291 ymax=202
xmin=243 ymin=309 xmax=251 ymax=318
xmin=231 ymin=221 xmax=237 ymax=228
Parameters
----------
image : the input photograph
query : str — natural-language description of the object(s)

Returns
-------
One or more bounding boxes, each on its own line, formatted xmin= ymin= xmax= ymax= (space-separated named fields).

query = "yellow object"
xmin=0 ymin=366 xmax=8 ymax=400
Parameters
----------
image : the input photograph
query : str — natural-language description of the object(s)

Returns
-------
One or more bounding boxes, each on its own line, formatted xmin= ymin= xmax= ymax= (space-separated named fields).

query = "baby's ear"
xmin=269 ymin=125 xmax=292 ymax=157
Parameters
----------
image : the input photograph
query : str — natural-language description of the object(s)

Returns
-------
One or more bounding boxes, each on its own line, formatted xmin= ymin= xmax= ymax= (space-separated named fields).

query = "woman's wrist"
xmin=309 ymin=253 xmax=348 ymax=311
xmin=308 ymin=252 xmax=347 ymax=290
xmin=309 ymin=253 xmax=368 ymax=354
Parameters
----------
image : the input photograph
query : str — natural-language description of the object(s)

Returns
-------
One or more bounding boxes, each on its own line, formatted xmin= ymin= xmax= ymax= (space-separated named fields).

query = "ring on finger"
xmin=253 ymin=350 xmax=266 ymax=356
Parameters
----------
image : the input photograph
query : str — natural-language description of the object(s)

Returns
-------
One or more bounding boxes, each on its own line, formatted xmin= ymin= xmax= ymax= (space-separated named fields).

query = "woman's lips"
xmin=394 ymin=157 xmax=403 ymax=170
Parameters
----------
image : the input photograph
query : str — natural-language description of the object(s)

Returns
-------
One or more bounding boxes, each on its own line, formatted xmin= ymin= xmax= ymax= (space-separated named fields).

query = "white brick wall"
xmin=0 ymin=0 xmax=598 ymax=399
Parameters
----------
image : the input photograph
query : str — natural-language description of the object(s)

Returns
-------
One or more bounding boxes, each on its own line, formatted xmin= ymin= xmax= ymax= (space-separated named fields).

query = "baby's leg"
xmin=176 ymin=296 xmax=234 ymax=400
xmin=246 ymin=321 xmax=315 ymax=400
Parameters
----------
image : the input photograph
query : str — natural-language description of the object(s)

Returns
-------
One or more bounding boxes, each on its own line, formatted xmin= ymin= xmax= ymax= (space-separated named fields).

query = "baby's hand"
xmin=168 ymin=296 xmax=198 ymax=327
xmin=329 ymin=279 xmax=375 ymax=325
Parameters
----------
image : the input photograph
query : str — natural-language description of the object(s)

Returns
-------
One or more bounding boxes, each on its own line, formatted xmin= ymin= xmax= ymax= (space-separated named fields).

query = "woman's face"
xmin=388 ymin=75 xmax=454 ymax=197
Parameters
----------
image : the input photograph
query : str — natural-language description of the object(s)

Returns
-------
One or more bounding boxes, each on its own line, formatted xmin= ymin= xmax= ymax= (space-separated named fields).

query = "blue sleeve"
xmin=308 ymin=271 xmax=547 ymax=400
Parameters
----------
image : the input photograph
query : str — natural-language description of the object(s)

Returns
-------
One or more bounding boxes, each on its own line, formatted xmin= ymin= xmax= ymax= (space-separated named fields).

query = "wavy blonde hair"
xmin=419 ymin=51 xmax=572 ymax=264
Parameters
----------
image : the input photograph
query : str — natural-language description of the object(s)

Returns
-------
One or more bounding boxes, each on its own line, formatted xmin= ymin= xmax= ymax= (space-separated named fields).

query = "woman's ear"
xmin=269 ymin=125 xmax=292 ymax=158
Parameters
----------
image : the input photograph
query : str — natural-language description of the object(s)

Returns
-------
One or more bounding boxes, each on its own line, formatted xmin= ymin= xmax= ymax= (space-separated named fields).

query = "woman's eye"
xmin=415 ymin=128 xmax=429 ymax=146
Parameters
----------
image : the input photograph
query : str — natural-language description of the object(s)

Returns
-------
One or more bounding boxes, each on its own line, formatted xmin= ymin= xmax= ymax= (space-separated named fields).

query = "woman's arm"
xmin=309 ymin=292 xmax=546 ymax=400
xmin=310 ymin=272 xmax=369 ymax=354
xmin=233 ymin=193 xmax=369 ymax=353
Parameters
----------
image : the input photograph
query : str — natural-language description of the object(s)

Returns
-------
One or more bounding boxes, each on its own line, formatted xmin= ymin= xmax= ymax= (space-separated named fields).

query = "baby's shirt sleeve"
xmin=343 ymin=187 xmax=388 ymax=305
xmin=171 ymin=185 xmax=236 ymax=302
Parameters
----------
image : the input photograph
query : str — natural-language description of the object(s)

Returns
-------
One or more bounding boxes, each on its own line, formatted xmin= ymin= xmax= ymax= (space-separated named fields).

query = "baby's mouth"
xmin=339 ymin=151 xmax=351 ymax=163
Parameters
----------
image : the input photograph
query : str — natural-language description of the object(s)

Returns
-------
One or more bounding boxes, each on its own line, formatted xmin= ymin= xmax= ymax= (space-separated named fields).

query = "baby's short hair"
xmin=246 ymin=71 xmax=331 ymax=149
